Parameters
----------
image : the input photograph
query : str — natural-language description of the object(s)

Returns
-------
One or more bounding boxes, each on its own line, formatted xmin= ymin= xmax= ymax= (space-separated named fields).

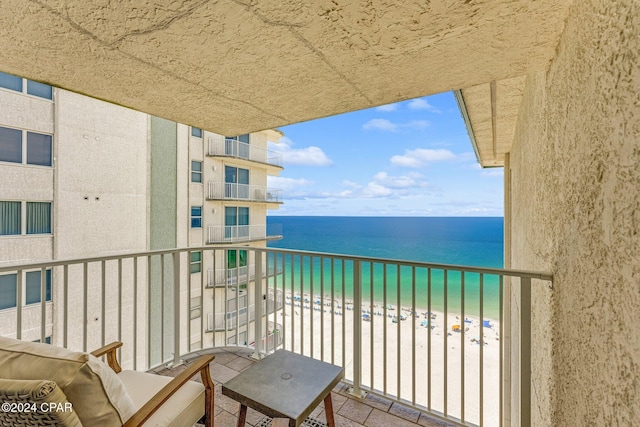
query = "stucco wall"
xmin=509 ymin=1 xmax=639 ymax=425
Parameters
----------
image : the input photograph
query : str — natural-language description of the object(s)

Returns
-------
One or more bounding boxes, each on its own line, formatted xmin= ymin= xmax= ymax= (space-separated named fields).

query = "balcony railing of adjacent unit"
xmin=0 ymin=246 xmax=552 ymax=427
xmin=207 ymin=225 xmax=277 ymax=243
xmin=207 ymin=137 xmax=283 ymax=167
xmin=207 ymin=264 xmax=283 ymax=288
xmin=207 ymin=182 xmax=283 ymax=203
xmin=207 ymin=294 xmax=284 ymax=332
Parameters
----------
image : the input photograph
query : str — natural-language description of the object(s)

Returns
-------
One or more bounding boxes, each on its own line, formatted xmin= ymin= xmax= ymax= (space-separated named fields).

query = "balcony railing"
xmin=207 ymin=224 xmax=275 ymax=243
xmin=207 ymin=137 xmax=283 ymax=167
xmin=207 ymin=182 xmax=283 ymax=203
xmin=207 ymin=296 xmax=283 ymax=332
xmin=207 ymin=264 xmax=283 ymax=288
xmin=0 ymin=246 xmax=552 ymax=427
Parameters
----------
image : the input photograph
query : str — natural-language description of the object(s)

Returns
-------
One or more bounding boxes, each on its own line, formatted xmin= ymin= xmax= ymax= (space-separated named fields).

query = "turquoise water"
xmin=267 ymin=217 xmax=504 ymax=319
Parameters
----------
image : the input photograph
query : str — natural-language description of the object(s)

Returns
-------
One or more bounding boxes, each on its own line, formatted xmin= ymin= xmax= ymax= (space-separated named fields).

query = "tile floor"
xmin=154 ymin=347 xmax=458 ymax=427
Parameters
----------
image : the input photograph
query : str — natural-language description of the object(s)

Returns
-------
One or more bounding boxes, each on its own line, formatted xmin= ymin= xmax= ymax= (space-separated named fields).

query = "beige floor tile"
xmin=389 ymin=402 xmax=421 ymax=423
xmin=337 ymin=398 xmax=373 ymax=424
xmin=364 ymin=408 xmax=419 ymax=427
xmin=226 ymin=355 xmax=255 ymax=371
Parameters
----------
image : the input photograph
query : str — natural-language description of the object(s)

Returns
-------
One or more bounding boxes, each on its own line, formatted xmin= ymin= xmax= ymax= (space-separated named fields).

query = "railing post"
xmin=173 ymin=252 xmax=181 ymax=367
xmin=521 ymin=277 xmax=531 ymax=427
xmin=254 ymin=250 xmax=263 ymax=359
xmin=349 ymin=260 xmax=366 ymax=397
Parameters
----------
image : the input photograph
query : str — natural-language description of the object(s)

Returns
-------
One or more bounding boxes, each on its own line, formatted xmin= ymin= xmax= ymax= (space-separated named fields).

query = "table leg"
xmin=324 ymin=393 xmax=335 ymax=427
xmin=237 ymin=404 xmax=247 ymax=427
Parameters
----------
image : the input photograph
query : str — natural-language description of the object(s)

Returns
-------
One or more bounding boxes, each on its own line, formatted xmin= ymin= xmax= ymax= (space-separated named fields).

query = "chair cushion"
xmin=0 ymin=336 xmax=136 ymax=426
xmin=0 ymin=378 xmax=82 ymax=426
xmin=118 ymin=370 xmax=205 ymax=427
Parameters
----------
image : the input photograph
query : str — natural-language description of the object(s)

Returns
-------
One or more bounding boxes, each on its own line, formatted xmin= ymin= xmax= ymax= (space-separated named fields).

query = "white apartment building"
xmin=0 ymin=71 xmax=284 ymax=356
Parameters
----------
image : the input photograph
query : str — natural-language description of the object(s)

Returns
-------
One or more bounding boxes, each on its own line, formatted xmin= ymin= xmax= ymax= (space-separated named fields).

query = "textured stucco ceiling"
xmin=457 ymin=76 xmax=528 ymax=167
xmin=0 ymin=0 xmax=571 ymax=136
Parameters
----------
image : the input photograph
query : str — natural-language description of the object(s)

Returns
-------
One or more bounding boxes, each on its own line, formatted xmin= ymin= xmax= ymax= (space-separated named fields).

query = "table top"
xmin=222 ymin=350 xmax=345 ymax=426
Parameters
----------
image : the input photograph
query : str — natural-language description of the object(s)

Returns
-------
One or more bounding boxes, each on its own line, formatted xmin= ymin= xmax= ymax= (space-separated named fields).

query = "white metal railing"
xmin=0 ymin=246 xmax=552 ymax=427
xmin=206 ymin=224 xmax=270 ymax=243
xmin=207 ymin=264 xmax=283 ymax=288
xmin=207 ymin=296 xmax=283 ymax=332
xmin=207 ymin=137 xmax=283 ymax=167
xmin=207 ymin=182 xmax=283 ymax=203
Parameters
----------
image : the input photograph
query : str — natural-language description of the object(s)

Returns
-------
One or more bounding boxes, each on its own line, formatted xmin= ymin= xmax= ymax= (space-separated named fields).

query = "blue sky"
xmin=267 ymin=91 xmax=503 ymax=217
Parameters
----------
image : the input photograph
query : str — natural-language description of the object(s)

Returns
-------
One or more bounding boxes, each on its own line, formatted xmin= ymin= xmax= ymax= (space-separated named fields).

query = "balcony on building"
xmin=206 ymin=263 xmax=283 ymax=288
xmin=0 ymin=245 xmax=551 ymax=427
xmin=207 ymin=136 xmax=283 ymax=172
xmin=207 ymin=182 xmax=283 ymax=205
xmin=205 ymin=292 xmax=284 ymax=333
xmin=206 ymin=224 xmax=282 ymax=244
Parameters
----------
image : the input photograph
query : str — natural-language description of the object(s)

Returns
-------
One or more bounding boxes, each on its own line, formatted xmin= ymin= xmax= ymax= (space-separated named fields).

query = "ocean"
xmin=266 ymin=216 xmax=504 ymax=319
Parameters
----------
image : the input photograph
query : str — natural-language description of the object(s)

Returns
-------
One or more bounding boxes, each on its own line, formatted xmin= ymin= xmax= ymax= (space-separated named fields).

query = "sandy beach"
xmin=269 ymin=290 xmax=501 ymax=426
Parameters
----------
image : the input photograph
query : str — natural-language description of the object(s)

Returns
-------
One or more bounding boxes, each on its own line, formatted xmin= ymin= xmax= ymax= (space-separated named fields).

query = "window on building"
xmin=191 ymin=206 xmax=202 ymax=228
xmin=26 ymin=132 xmax=52 ymax=166
xmin=0 ymin=72 xmax=52 ymax=100
xmin=191 ymin=127 xmax=202 ymax=138
xmin=225 ymin=207 xmax=249 ymax=239
xmin=26 ymin=80 xmax=53 ymax=100
xmin=26 ymin=202 xmax=51 ymax=234
xmin=227 ymin=134 xmax=250 ymax=144
xmin=190 ymin=251 xmax=202 ymax=274
xmin=225 ymin=135 xmax=250 ymax=158
xmin=25 ymin=269 xmax=52 ymax=305
xmin=224 ymin=166 xmax=249 ymax=198
xmin=0 ymin=127 xmax=53 ymax=166
xmin=32 ymin=337 xmax=52 ymax=344
xmin=0 ymin=126 xmax=22 ymax=164
xmin=227 ymin=250 xmax=247 ymax=269
xmin=0 ymin=201 xmax=21 ymax=235
xmin=191 ymin=161 xmax=202 ymax=183
xmin=0 ymin=274 xmax=17 ymax=310
xmin=0 ymin=72 xmax=22 ymax=92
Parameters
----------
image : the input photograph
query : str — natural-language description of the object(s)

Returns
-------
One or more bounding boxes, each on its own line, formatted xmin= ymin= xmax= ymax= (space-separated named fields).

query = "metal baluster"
xmin=444 ymin=269 xmax=448 ymax=416
xmin=310 ymin=256 xmax=314 ymax=358
xmin=101 ymin=260 xmax=106 ymax=347
xmin=352 ymin=260 xmax=363 ymax=397
xmin=383 ymin=263 xmax=388 ymax=395
xmin=63 ymin=265 xmax=68 ymax=348
xmin=461 ymin=272 xmax=465 ymax=422
xmin=412 ymin=266 xmax=416 ymax=405
xmin=173 ymin=252 xmax=181 ymax=366
xmin=40 ymin=267 xmax=46 ymax=343
xmin=427 ymin=268 xmax=432 ymax=411
xmin=480 ymin=273 xmax=484 ymax=426
xmin=521 ymin=277 xmax=532 ymax=427
xmin=397 ymin=265 xmax=401 ymax=399
xmin=83 ymin=262 xmax=88 ymax=352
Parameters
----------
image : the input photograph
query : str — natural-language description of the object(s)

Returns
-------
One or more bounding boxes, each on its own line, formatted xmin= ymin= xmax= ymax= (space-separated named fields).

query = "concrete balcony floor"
xmin=154 ymin=347 xmax=457 ymax=427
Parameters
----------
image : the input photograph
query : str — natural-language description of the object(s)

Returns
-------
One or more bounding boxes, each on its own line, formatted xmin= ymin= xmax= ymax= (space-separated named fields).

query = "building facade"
xmin=0 ymin=73 xmax=284 ymax=356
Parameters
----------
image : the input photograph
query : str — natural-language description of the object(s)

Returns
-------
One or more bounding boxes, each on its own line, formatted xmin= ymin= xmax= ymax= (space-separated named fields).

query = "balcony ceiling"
xmin=1 ymin=0 xmax=571 ymax=148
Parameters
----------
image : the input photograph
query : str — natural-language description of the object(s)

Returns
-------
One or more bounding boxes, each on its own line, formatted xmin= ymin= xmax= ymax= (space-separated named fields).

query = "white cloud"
xmin=363 ymin=118 xmax=397 ymax=131
xmin=407 ymin=98 xmax=441 ymax=113
xmin=270 ymin=137 xmax=332 ymax=166
xmin=268 ymin=176 xmax=314 ymax=191
xmin=372 ymin=171 xmax=427 ymax=189
xmin=363 ymin=118 xmax=430 ymax=132
xmin=342 ymin=180 xmax=362 ymax=189
xmin=362 ymin=182 xmax=392 ymax=197
xmin=391 ymin=148 xmax=457 ymax=168
xmin=375 ymin=103 xmax=399 ymax=112
xmin=405 ymin=120 xmax=429 ymax=130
